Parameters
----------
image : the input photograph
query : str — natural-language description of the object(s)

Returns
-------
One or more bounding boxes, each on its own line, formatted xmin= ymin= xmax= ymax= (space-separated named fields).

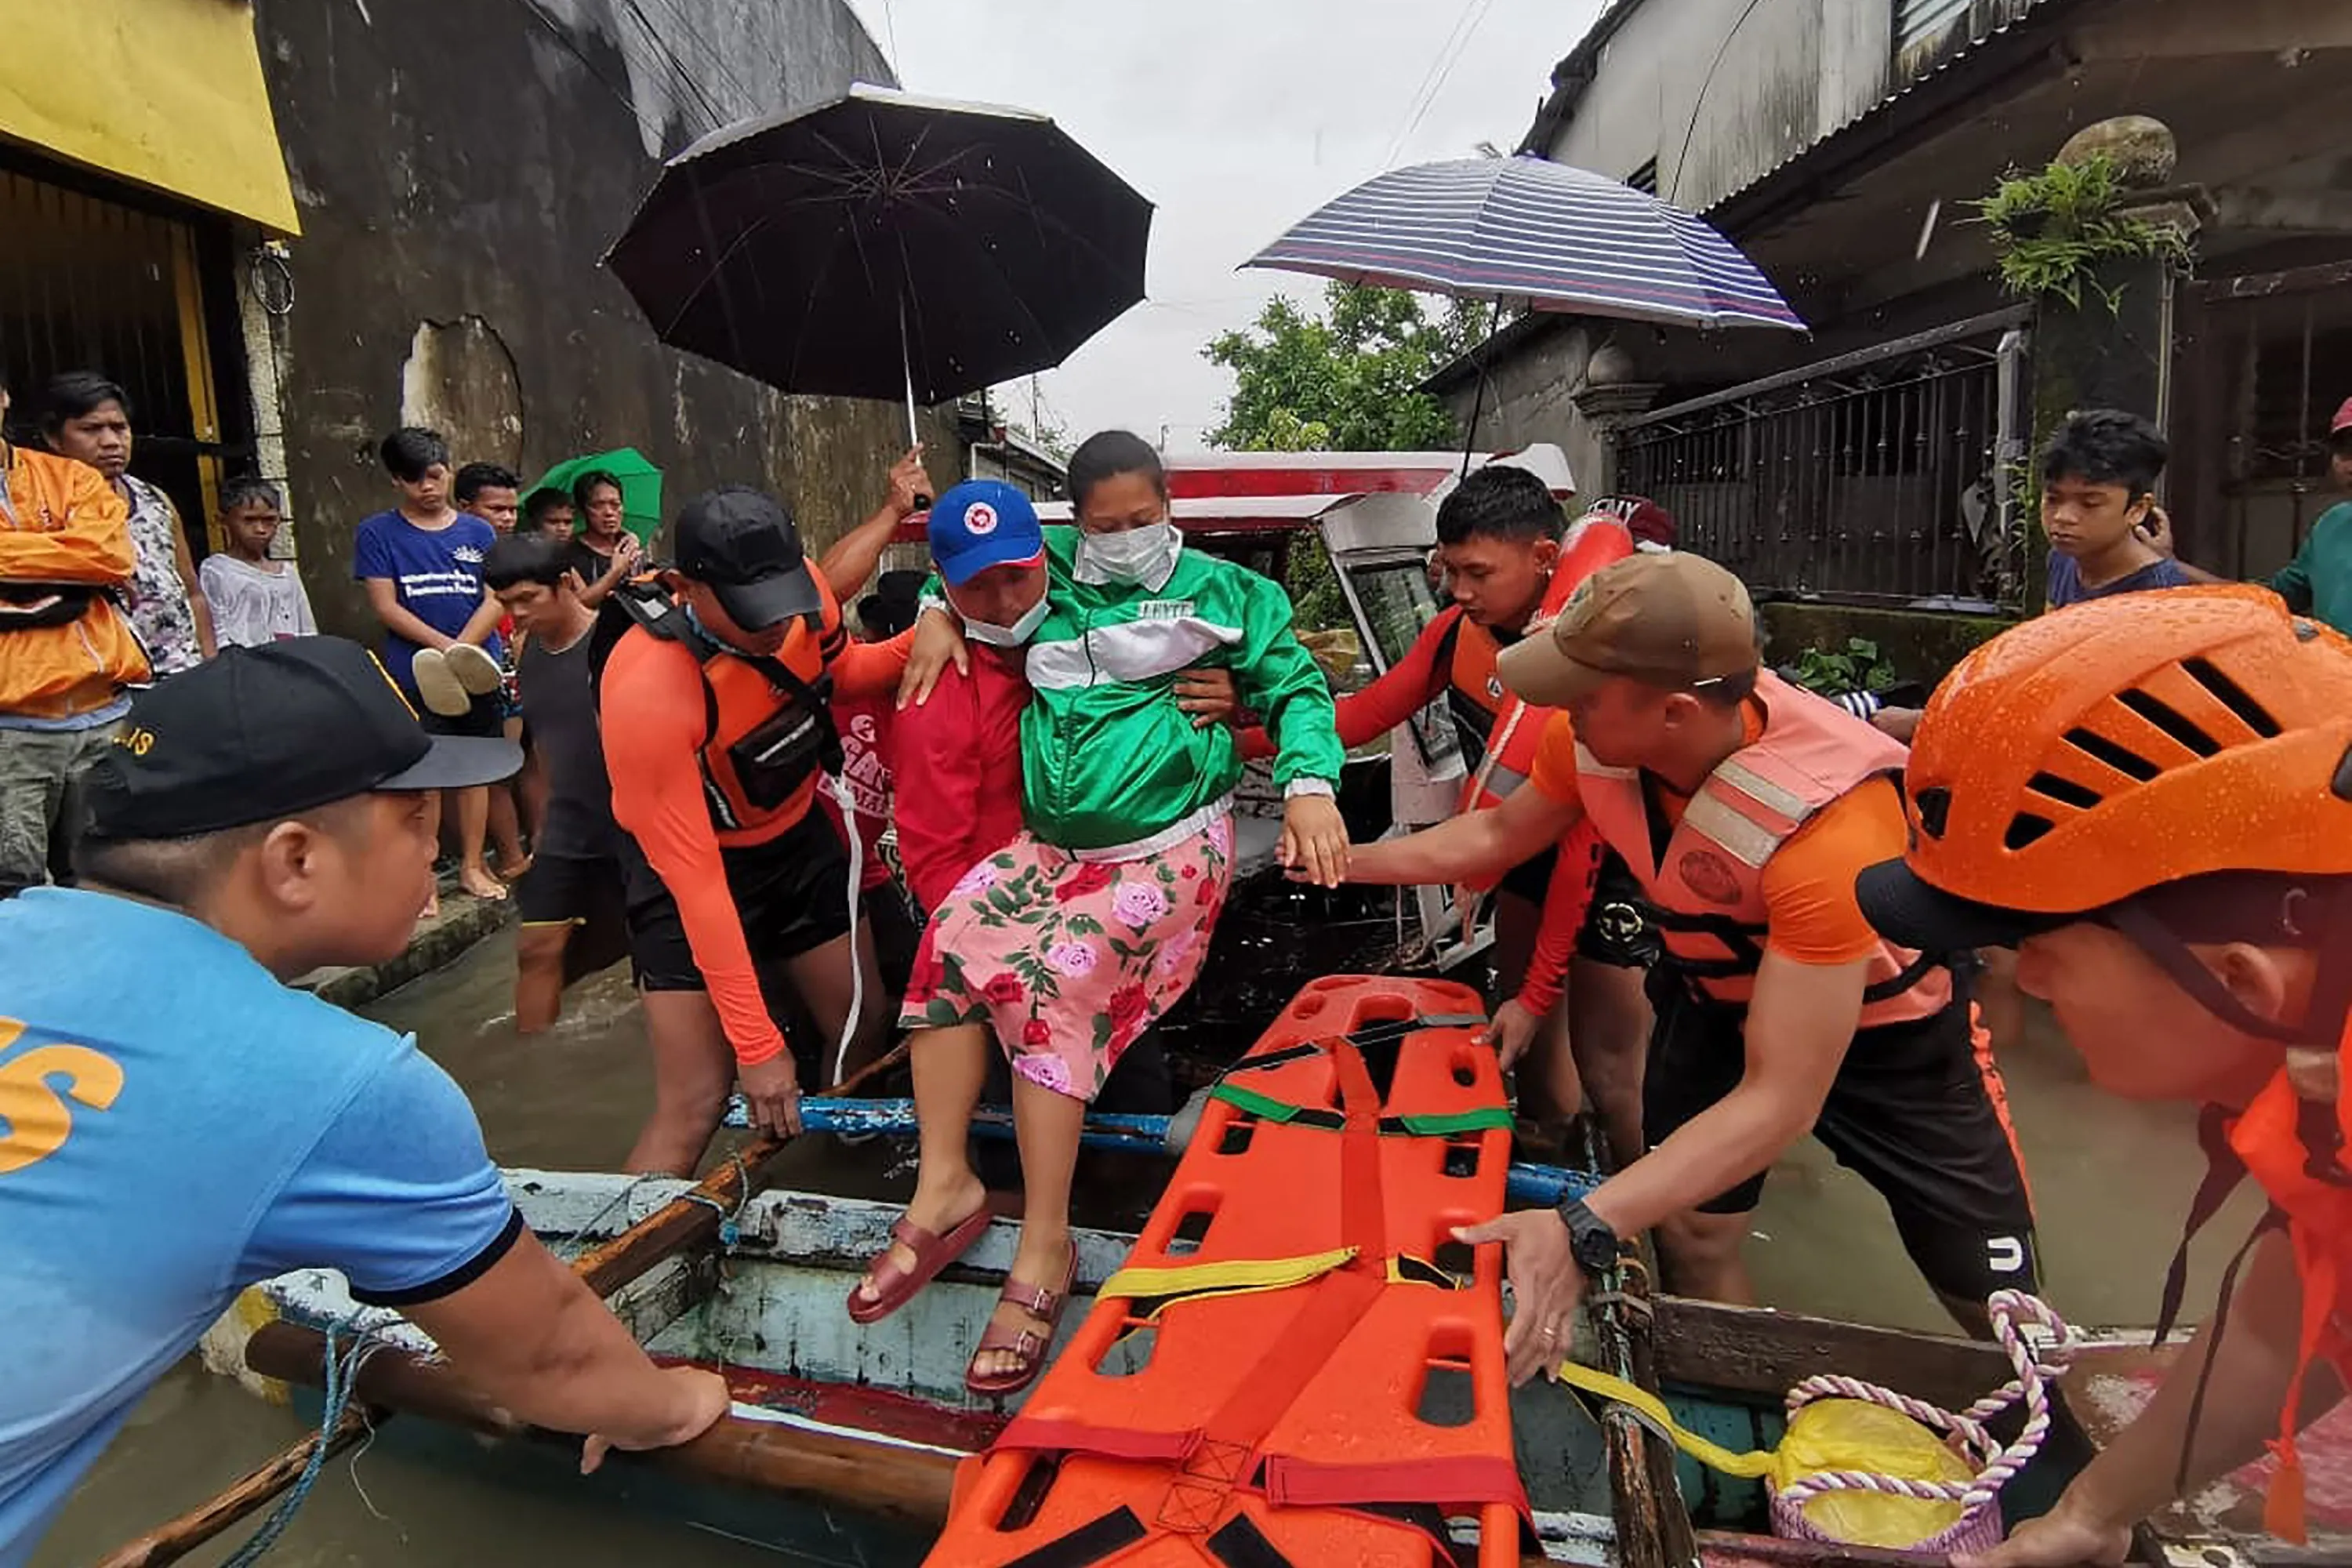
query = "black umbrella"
xmin=606 ymin=85 xmax=1152 ymax=439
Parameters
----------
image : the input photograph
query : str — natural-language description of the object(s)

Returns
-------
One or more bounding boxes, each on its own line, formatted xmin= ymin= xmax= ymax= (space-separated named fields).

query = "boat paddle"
xmin=723 ymin=1089 xmax=1603 ymax=1203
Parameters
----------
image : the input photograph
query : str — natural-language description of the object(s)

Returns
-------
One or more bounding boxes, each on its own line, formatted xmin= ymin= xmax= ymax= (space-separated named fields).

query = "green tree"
xmin=1203 ymin=282 xmax=1480 ymax=452
xmin=1204 ymin=284 xmax=1480 ymax=633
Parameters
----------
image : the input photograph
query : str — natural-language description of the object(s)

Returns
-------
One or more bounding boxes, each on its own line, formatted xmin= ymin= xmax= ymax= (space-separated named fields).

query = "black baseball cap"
xmin=81 ymin=637 xmax=523 ymax=841
xmin=673 ymin=486 xmax=822 ymax=630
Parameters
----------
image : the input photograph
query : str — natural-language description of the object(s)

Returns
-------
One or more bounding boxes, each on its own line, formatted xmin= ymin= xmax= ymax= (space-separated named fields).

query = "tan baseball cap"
xmin=1496 ymin=552 xmax=1759 ymax=706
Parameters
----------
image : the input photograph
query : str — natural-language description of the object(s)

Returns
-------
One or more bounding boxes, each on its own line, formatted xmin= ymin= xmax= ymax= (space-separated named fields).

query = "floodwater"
xmin=32 ymin=880 xmax=2259 ymax=1566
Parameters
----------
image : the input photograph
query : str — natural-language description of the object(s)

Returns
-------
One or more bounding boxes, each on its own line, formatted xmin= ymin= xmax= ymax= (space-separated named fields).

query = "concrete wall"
xmin=1535 ymin=0 xmax=2040 ymax=211
xmin=249 ymin=0 xmax=944 ymax=638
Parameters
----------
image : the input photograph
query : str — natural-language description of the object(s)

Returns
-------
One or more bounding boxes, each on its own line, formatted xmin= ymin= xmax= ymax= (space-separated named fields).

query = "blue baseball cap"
xmin=927 ymin=479 xmax=1045 ymax=588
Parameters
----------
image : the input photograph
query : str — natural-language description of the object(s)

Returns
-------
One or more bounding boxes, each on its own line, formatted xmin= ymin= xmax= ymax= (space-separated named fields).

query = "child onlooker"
xmin=455 ymin=462 xmax=523 ymax=534
xmin=197 ymin=479 xmax=314 ymax=648
xmin=482 ymin=535 xmax=633 ymax=1029
xmin=2038 ymin=408 xmax=2195 ymax=608
xmin=2269 ymin=395 xmax=2352 ymax=637
xmin=352 ymin=426 xmax=514 ymax=904
xmin=1872 ymin=408 xmax=2205 ymax=1065
xmin=521 ymin=488 xmax=576 ymax=539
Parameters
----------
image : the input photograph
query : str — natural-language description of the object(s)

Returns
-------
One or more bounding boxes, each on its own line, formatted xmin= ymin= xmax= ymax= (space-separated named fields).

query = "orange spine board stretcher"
xmin=927 ymin=975 xmax=1529 ymax=1566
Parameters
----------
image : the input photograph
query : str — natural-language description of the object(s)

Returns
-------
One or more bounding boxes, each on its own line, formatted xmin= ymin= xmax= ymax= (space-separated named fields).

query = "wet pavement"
xmin=31 ymin=880 xmax=2258 ymax=1566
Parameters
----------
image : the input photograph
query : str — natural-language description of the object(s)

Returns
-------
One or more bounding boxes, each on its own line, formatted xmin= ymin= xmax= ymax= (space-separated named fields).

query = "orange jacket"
xmin=0 ymin=446 xmax=150 ymax=718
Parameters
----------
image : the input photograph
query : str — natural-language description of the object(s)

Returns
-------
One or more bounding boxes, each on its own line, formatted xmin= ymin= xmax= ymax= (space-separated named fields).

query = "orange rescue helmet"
xmin=1859 ymin=586 xmax=2352 ymax=953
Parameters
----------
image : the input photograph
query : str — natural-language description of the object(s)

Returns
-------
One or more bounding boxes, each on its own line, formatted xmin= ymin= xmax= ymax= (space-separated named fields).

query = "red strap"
xmin=993 ymin=1417 xmax=1199 ymax=1465
xmin=1261 ymin=1454 xmax=1531 ymax=1513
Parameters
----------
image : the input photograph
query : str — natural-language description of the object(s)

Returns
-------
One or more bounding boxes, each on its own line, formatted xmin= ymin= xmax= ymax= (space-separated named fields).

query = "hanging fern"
xmin=1970 ymin=155 xmax=2189 ymax=311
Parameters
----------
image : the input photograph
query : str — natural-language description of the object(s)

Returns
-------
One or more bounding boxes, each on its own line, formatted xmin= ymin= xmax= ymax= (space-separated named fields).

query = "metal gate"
xmin=2169 ymin=260 xmax=2352 ymax=582
xmin=1614 ymin=307 xmax=2034 ymax=612
xmin=0 ymin=155 xmax=247 ymax=555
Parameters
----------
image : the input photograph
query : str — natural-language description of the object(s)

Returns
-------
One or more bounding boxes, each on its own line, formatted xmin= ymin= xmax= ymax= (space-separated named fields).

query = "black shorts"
xmin=1642 ymin=967 xmax=2040 ymax=1304
xmin=1495 ymin=844 xmax=1661 ymax=971
xmin=622 ymin=811 xmax=858 ymax=995
xmin=1577 ymin=848 xmax=1661 ymax=968
xmin=516 ymin=851 xmax=633 ymax=982
xmin=421 ymin=694 xmax=508 ymax=740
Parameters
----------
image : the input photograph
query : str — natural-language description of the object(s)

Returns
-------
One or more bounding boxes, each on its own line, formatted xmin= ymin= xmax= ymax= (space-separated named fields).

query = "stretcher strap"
xmin=1204 ymin=1514 xmax=1294 ymax=1568
xmin=1554 ymin=1361 xmax=1778 ymax=1479
xmin=1216 ymin=1015 xmax=1493 ymax=1083
xmin=1263 ymin=1454 xmax=1530 ymax=1512
xmin=1000 ymin=1504 xmax=1149 ymax=1568
xmin=1208 ymin=1081 xmax=1513 ymax=1138
xmin=1101 ymin=1249 xmax=1359 ymax=1319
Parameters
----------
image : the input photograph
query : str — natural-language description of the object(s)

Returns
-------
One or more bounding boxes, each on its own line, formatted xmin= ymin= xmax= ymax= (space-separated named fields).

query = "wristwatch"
xmin=1555 ymin=1196 xmax=1622 ymax=1279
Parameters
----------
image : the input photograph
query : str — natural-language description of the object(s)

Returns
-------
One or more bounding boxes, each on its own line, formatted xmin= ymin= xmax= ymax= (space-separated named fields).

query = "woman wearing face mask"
xmin=853 ymin=444 xmax=1349 ymax=1396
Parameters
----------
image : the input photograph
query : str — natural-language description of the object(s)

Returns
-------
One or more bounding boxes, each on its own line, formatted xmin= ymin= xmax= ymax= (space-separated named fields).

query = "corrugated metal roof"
xmin=1897 ymin=0 xmax=1977 ymax=54
xmin=1703 ymin=0 xmax=2081 ymax=230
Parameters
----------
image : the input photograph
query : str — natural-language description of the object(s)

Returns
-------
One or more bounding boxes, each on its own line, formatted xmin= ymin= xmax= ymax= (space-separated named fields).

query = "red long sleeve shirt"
xmin=887 ymin=645 xmax=1031 ymax=913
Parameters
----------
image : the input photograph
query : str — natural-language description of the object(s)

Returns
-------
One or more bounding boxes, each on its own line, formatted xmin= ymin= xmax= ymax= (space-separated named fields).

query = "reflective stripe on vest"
xmin=1573 ymin=671 xmax=1948 ymax=1026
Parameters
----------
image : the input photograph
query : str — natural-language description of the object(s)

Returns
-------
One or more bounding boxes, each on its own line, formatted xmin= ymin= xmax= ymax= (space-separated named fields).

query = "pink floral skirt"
xmin=898 ymin=814 xmax=1235 ymax=1102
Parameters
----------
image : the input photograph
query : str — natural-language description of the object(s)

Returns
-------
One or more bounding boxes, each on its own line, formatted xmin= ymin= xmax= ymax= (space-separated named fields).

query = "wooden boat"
xmin=199 ymin=1163 xmax=2342 ymax=1568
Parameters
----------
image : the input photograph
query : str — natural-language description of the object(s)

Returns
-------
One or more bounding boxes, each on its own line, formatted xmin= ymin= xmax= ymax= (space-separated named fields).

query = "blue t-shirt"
xmin=0 ymin=891 xmax=517 ymax=1565
xmin=2045 ymin=551 xmax=2195 ymax=609
xmin=350 ymin=510 xmax=503 ymax=691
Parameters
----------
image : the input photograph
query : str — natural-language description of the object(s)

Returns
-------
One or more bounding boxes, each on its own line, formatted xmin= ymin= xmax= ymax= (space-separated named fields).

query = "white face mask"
xmin=1074 ymin=521 xmax=1181 ymax=589
xmin=961 ymin=593 xmax=1050 ymax=648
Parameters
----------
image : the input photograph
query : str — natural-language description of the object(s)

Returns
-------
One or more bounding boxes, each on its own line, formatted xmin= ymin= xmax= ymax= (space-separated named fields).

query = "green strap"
xmin=1209 ymin=1083 xmax=1513 ymax=1138
xmin=1211 ymin=1082 xmax=1308 ymax=1123
xmin=1393 ymin=1107 xmax=1516 ymax=1136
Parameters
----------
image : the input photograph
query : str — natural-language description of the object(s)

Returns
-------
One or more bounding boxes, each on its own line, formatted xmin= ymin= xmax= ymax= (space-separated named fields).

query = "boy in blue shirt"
xmin=2038 ymin=409 xmax=2199 ymax=608
xmin=0 ymin=639 xmax=727 ymax=1566
xmin=353 ymin=427 xmax=511 ymax=904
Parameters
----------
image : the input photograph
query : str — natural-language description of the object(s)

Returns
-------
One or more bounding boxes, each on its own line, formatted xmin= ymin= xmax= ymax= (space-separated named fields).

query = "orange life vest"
xmin=930 ymin=978 xmax=1530 ymax=1566
xmin=2197 ymin=1072 xmax=2352 ymax=1544
xmin=1573 ymin=671 xmax=1949 ymax=1025
xmin=1446 ymin=510 xmax=1635 ymax=904
xmin=597 ymin=575 xmax=847 ymax=843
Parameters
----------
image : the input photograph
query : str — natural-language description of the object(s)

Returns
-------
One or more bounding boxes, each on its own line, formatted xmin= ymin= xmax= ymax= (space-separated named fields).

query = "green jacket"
xmin=2272 ymin=501 xmax=2352 ymax=637
xmin=1019 ymin=529 xmax=1343 ymax=855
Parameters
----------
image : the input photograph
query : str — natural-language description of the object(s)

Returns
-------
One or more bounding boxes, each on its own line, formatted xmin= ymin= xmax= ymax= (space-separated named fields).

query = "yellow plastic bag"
xmin=1554 ymin=1366 xmax=1976 ymax=1549
xmin=1776 ymin=1397 xmax=1973 ymax=1549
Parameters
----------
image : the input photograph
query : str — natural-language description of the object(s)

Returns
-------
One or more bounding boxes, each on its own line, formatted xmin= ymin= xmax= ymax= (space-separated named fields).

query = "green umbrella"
xmin=525 ymin=448 xmax=663 ymax=545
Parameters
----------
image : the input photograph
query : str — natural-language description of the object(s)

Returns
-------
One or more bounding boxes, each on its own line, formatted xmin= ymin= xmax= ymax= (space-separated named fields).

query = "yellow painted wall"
xmin=0 ymin=0 xmax=298 ymax=232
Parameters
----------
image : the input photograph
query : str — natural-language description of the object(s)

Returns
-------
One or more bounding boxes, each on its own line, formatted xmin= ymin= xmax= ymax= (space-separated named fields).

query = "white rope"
xmin=1773 ymin=1290 xmax=2076 ymax=1511
xmin=829 ymin=771 xmax=865 ymax=1088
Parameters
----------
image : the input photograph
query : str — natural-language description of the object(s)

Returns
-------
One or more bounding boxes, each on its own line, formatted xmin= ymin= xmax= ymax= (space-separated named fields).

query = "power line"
xmin=628 ymin=0 xmax=761 ymax=123
xmin=616 ymin=0 xmax=730 ymax=134
xmin=1382 ymin=0 xmax=1500 ymax=169
xmin=1664 ymin=0 xmax=1769 ymax=203
xmin=504 ymin=0 xmax=675 ymax=147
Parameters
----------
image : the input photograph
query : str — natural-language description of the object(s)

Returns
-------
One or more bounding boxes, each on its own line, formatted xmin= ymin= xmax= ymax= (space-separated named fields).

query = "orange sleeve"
xmin=832 ymin=629 xmax=913 ymax=701
xmin=0 ymin=457 xmax=132 ymax=586
xmin=601 ymin=634 xmax=788 ymax=1067
xmin=1523 ymin=710 xmax=1587 ymax=814
xmin=1759 ymin=776 xmax=1909 ymax=965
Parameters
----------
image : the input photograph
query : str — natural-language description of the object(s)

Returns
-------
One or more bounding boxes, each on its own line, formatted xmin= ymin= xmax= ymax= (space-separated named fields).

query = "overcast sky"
xmin=841 ymin=1 xmax=1603 ymax=452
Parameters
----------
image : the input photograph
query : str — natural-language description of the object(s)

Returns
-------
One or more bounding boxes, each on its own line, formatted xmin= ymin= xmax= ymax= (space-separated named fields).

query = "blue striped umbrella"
xmin=1245 ymin=155 xmax=1805 ymax=332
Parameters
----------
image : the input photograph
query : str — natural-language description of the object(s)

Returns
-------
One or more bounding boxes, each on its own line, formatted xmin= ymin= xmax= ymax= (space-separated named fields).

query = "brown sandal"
xmin=965 ymin=1246 xmax=1078 ymax=1397
xmin=846 ymin=1204 xmax=993 ymax=1325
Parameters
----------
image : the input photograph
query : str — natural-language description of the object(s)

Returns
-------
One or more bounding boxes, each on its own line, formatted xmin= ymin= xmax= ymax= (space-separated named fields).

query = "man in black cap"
xmin=0 ymin=638 xmax=728 ymax=1562
xmin=597 ymin=486 xmax=909 ymax=1173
